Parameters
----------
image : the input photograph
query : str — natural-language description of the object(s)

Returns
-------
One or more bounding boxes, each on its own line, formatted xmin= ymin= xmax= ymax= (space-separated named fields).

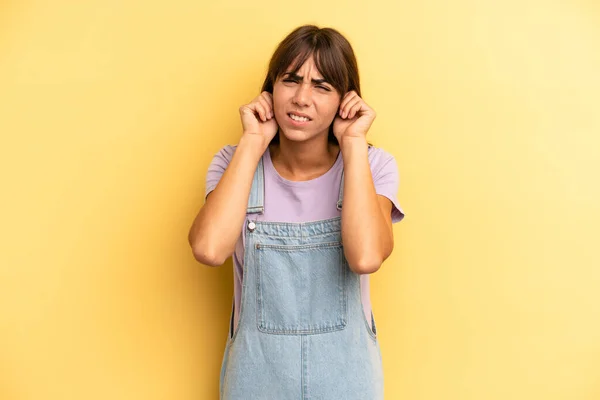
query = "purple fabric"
xmin=205 ymin=145 xmax=405 ymax=333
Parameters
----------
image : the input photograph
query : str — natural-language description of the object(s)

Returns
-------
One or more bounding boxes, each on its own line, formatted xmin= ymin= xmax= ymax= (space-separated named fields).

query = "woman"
xmin=188 ymin=24 xmax=404 ymax=399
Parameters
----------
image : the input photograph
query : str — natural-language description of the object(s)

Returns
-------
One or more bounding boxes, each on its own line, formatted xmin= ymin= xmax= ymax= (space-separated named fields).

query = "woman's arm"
xmin=334 ymin=91 xmax=395 ymax=274
xmin=188 ymin=92 xmax=277 ymax=266
xmin=339 ymin=137 xmax=394 ymax=274
xmin=188 ymin=135 xmax=266 ymax=266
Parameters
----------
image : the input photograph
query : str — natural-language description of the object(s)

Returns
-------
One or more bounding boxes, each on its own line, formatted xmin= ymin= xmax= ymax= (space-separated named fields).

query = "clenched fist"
xmin=239 ymin=91 xmax=279 ymax=143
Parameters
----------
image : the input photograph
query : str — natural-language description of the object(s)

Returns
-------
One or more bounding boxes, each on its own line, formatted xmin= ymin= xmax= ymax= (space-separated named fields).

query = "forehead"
xmin=284 ymin=55 xmax=324 ymax=78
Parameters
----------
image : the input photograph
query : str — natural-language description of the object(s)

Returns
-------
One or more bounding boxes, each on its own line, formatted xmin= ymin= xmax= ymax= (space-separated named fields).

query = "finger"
xmin=257 ymin=96 xmax=272 ymax=119
xmin=339 ymin=93 xmax=353 ymax=113
xmin=342 ymin=98 xmax=361 ymax=118
xmin=340 ymin=91 xmax=358 ymax=112
xmin=347 ymin=101 xmax=363 ymax=119
xmin=239 ymin=105 xmax=255 ymax=117
xmin=251 ymin=102 xmax=267 ymax=122
xmin=340 ymin=96 xmax=359 ymax=118
xmin=261 ymin=91 xmax=274 ymax=104
xmin=261 ymin=92 xmax=274 ymax=117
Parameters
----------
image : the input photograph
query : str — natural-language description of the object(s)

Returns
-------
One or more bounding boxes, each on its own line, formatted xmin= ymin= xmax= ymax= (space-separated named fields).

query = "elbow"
xmin=344 ymin=228 xmax=394 ymax=274
xmin=347 ymin=245 xmax=393 ymax=275
xmin=188 ymin=232 xmax=229 ymax=267
xmin=348 ymin=256 xmax=383 ymax=275
xmin=191 ymin=245 xmax=227 ymax=267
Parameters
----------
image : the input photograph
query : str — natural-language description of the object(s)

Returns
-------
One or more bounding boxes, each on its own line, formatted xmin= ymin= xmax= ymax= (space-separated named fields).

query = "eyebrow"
xmin=283 ymin=72 xmax=330 ymax=85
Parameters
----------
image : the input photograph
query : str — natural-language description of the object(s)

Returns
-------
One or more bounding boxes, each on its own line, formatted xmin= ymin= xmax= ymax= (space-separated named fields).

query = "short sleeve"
xmin=205 ymin=145 xmax=237 ymax=199
xmin=368 ymin=147 xmax=405 ymax=223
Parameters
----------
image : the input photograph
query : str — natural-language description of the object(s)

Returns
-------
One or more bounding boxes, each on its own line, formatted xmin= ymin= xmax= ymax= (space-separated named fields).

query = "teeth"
xmin=289 ymin=114 xmax=309 ymax=122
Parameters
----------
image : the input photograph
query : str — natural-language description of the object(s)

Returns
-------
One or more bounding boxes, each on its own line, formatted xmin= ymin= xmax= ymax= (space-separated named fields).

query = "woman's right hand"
xmin=239 ymin=91 xmax=278 ymax=143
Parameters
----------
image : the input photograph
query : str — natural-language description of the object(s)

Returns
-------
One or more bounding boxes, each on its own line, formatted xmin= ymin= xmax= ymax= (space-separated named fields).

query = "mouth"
xmin=287 ymin=112 xmax=312 ymax=125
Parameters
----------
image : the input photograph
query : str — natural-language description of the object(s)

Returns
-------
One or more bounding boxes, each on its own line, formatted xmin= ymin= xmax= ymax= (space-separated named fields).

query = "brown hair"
xmin=261 ymin=25 xmax=361 ymax=144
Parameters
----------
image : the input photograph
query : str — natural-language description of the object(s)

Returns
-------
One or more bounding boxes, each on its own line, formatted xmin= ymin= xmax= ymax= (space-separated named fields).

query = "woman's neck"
xmin=270 ymin=133 xmax=339 ymax=181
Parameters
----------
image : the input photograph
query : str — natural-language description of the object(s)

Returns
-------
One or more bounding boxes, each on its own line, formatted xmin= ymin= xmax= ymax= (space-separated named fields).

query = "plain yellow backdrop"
xmin=1 ymin=0 xmax=599 ymax=399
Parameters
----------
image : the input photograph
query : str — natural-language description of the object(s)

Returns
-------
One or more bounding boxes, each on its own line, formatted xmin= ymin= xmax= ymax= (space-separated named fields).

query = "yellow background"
xmin=1 ymin=0 xmax=599 ymax=399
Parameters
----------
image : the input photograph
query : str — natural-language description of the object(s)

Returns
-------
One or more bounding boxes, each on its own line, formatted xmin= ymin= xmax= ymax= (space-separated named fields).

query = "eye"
xmin=283 ymin=79 xmax=298 ymax=84
xmin=316 ymin=85 xmax=331 ymax=91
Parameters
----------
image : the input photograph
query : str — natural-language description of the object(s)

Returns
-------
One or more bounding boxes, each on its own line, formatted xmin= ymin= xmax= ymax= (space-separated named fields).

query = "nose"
xmin=292 ymin=83 xmax=312 ymax=107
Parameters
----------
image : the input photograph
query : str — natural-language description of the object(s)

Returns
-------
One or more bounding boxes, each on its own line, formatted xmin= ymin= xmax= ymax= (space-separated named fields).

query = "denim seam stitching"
xmin=253 ymin=231 xmax=341 ymax=239
xmin=256 ymin=242 xmax=341 ymax=251
xmin=249 ymin=217 xmax=340 ymax=227
xmin=302 ymin=336 xmax=309 ymax=400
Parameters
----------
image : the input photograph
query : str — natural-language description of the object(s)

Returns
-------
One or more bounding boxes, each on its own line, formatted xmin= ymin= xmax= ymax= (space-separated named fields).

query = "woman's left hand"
xmin=333 ymin=91 xmax=376 ymax=143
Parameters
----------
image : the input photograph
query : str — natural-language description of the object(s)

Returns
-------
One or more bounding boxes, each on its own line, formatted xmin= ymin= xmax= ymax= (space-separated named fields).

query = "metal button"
xmin=247 ymin=221 xmax=256 ymax=231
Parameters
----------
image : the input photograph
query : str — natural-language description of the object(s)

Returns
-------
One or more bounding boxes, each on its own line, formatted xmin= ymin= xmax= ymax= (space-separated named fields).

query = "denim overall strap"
xmin=246 ymin=157 xmax=264 ymax=214
xmin=336 ymin=171 xmax=344 ymax=211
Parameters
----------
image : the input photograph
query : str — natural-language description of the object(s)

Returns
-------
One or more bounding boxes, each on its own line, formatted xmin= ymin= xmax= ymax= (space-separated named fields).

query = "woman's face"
xmin=272 ymin=55 xmax=341 ymax=143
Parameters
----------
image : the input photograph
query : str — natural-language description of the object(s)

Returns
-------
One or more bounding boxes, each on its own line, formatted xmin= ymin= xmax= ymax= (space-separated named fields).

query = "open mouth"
xmin=288 ymin=113 xmax=311 ymax=123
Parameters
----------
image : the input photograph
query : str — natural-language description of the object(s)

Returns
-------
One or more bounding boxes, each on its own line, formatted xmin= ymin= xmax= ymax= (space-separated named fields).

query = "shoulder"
xmin=207 ymin=144 xmax=239 ymax=171
xmin=366 ymin=146 xmax=405 ymax=222
xmin=367 ymin=145 xmax=398 ymax=176
xmin=205 ymin=145 xmax=239 ymax=196
xmin=212 ymin=144 xmax=238 ymax=164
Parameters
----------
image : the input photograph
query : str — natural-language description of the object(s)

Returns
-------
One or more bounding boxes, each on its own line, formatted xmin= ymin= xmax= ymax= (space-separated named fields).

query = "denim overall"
xmin=220 ymin=158 xmax=384 ymax=399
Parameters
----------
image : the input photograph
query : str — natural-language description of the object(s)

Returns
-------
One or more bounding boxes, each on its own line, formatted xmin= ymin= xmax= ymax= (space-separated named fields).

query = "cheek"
xmin=273 ymin=102 xmax=286 ymax=118
xmin=323 ymin=95 xmax=341 ymax=113
xmin=272 ymin=88 xmax=287 ymax=114
xmin=322 ymin=101 xmax=341 ymax=121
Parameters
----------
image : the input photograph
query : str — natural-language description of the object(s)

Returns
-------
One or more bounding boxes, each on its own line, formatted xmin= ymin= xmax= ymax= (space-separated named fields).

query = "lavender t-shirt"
xmin=206 ymin=145 xmax=405 ymax=333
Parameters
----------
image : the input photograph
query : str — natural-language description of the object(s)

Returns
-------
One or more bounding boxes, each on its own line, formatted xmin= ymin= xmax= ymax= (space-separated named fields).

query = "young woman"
xmin=188 ymin=24 xmax=404 ymax=400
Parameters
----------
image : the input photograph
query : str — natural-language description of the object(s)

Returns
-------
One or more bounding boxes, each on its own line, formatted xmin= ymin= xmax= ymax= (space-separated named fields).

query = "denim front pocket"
xmin=256 ymin=242 xmax=347 ymax=334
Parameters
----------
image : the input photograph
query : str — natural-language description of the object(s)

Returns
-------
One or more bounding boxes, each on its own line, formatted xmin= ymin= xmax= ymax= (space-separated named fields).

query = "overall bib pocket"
xmin=255 ymin=242 xmax=347 ymax=334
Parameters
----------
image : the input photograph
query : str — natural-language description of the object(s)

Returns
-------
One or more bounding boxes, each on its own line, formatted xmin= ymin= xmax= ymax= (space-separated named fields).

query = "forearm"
xmin=188 ymin=134 xmax=267 ymax=266
xmin=340 ymin=137 xmax=393 ymax=274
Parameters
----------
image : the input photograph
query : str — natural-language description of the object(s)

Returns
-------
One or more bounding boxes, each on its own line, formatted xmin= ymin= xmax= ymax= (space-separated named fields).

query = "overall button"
xmin=247 ymin=221 xmax=256 ymax=231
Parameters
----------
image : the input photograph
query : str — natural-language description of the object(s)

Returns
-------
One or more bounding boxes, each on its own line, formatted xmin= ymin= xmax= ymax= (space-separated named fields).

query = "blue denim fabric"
xmin=220 ymin=158 xmax=383 ymax=399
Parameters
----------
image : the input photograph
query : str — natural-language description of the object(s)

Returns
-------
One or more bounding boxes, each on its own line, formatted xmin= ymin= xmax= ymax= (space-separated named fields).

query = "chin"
xmin=280 ymin=125 xmax=331 ymax=143
xmin=279 ymin=128 xmax=314 ymax=142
